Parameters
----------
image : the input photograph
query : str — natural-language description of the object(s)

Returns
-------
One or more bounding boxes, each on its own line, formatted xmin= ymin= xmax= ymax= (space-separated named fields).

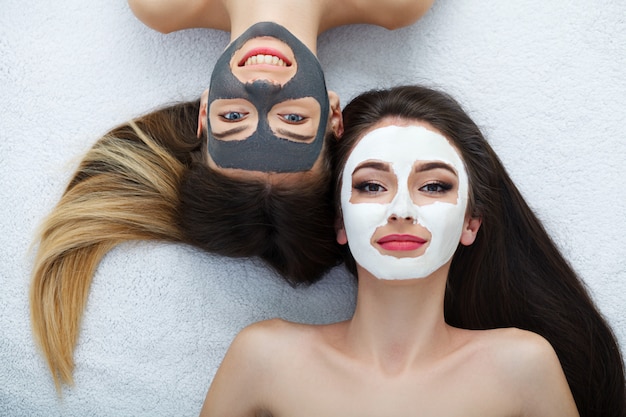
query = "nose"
xmin=385 ymin=187 xmax=419 ymax=223
xmin=388 ymin=213 xmax=417 ymax=224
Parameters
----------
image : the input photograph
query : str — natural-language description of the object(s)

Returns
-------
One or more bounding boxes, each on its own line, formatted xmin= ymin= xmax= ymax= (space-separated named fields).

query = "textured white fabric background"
xmin=1 ymin=0 xmax=624 ymax=415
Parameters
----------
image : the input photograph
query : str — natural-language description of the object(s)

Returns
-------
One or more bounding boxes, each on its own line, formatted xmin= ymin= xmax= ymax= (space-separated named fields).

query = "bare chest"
xmin=262 ymin=354 xmax=519 ymax=417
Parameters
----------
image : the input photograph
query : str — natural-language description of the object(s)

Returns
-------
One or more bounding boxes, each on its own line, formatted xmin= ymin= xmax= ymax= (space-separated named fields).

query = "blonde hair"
xmin=30 ymin=109 xmax=193 ymax=389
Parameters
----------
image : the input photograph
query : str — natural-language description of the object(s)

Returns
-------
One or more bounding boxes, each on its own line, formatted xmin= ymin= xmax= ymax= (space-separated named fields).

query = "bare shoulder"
xmin=127 ymin=0 xmax=230 ymax=33
xmin=321 ymin=0 xmax=435 ymax=31
xmin=470 ymin=328 xmax=559 ymax=381
xmin=199 ymin=319 xmax=309 ymax=416
xmin=479 ymin=327 xmax=556 ymax=358
xmin=229 ymin=318 xmax=320 ymax=363
xmin=474 ymin=328 xmax=579 ymax=417
xmin=234 ymin=318 xmax=304 ymax=346
xmin=212 ymin=320 xmax=297 ymax=380
xmin=128 ymin=0 xmax=434 ymax=34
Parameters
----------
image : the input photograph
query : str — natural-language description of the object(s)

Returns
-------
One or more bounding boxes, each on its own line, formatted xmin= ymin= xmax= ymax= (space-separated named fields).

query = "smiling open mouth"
xmin=238 ymin=48 xmax=292 ymax=67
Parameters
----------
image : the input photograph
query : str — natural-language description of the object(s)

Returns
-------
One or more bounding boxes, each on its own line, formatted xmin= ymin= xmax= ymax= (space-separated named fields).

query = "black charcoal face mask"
xmin=207 ymin=22 xmax=329 ymax=173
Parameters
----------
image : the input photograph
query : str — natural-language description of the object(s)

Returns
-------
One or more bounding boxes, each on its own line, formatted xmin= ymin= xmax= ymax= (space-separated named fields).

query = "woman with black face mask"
xmin=30 ymin=0 xmax=435 ymax=391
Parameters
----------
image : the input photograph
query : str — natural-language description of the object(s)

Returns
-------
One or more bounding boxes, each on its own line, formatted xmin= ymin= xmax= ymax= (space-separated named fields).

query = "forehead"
xmin=345 ymin=124 xmax=463 ymax=172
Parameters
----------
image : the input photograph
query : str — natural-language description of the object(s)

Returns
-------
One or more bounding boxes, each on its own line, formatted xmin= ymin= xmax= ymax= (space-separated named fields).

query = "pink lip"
xmin=377 ymin=234 xmax=427 ymax=251
xmin=238 ymin=47 xmax=292 ymax=66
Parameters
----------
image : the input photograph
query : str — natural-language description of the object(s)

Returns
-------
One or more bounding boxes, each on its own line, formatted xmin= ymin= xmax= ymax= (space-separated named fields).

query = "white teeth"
xmin=244 ymin=54 xmax=287 ymax=66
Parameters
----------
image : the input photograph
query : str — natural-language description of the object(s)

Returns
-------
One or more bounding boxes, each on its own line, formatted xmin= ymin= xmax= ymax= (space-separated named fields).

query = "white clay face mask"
xmin=340 ymin=125 xmax=469 ymax=280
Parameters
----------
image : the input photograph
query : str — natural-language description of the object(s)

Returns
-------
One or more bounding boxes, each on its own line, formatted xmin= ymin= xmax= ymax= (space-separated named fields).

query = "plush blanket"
xmin=1 ymin=0 xmax=624 ymax=415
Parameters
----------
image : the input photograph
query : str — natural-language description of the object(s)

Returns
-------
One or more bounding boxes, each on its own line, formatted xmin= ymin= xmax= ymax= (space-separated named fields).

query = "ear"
xmin=460 ymin=217 xmax=481 ymax=246
xmin=197 ymin=89 xmax=209 ymax=138
xmin=335 ymin=217 xmax=348 ymax=245
xmin=328 ymin=91 xmax=344 ymax=139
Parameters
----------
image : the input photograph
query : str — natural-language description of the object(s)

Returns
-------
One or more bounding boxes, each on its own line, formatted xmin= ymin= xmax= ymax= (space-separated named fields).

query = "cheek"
xmin=342 ymin=202 xmax=388 ymax=242
xmin=419 ymin=201 xmax=467 ymax=243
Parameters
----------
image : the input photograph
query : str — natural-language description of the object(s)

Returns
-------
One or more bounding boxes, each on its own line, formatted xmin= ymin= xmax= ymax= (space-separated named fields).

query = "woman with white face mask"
xmin=30 ymin=0 xmax=435 ymax=391
xmin=199 ymin=86 xmax=625 ymax=417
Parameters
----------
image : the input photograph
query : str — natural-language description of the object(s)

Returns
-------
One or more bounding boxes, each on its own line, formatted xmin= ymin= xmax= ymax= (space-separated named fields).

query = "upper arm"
xmin=506 ymin=332 xmax=579 ymax=417
xmin=198 ymin=321 xmax=281 ymax=417
xmin=128 ymin=0 xmax=230 ymax=33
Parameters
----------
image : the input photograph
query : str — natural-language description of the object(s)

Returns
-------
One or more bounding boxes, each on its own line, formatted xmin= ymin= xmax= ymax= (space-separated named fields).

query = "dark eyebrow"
xmin=275 ymin=128 xmax=315 ymax=142
xmin=415 ymin=161 xmax=458 ymax=177
xmin=352 ymin=161 xmax=391 ymax=174
xmin=211 ymin=126 xmax=249 ymax=139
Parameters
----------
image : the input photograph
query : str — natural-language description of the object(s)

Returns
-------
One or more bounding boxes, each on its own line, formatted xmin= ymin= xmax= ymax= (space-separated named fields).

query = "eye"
xmin=280 ymin=113 xmax=306 ymax=123
xmin=419 ymin=182 xmax=453 ymax=194
xmin=354 ymin=181 xmax=388 ymax=194
xmin=221 ymin=111 xmax=248 ymax=121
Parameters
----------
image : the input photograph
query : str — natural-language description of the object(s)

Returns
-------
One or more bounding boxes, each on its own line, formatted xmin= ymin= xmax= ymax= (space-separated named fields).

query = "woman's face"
xmin=338 ymin=121 xmax=471 ymax=280
xmin=210 ymin=37 xmax=321 ymax=144
xmin=205 ymin=22 xmax=332 ymax=174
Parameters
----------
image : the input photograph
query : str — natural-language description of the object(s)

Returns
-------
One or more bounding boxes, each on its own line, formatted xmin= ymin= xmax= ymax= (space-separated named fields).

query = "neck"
xmin=226 ymin=1 xmax=320 ymax=53
xmin=345 ymin=264 xmax=452 ymax=374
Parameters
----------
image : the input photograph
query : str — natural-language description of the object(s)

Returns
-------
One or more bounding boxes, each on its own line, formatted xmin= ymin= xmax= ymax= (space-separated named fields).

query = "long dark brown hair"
xmin=31 ymin=99 xmax=342 ymax=389
xmin=179 ymin=146 xmax=340 ymax=284
xmin=331 ymin=85 xmax=625 ymax=417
